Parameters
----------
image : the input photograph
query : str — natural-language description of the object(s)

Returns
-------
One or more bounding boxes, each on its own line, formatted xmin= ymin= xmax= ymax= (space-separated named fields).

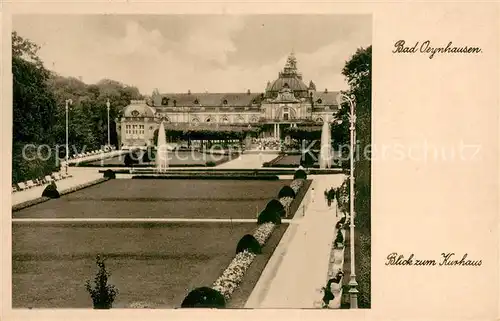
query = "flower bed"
xmin=279 ymin=196 xmax=293 ymax=209
xmin=13 ymin=178 xmax=110 ymax=212
xmin=204 ymin=174 xmax=310 ymax=304
xmin=253 ymin=222 xmax=275 ymax=246
xmin=59 ymin=178 xmax=109 ymax=196
xmin=212 ymin=250 xmax=257 ymax=301
xmin=290 ymin=179 xmax=305 ymax=194
xmin=12 ymin=196 xmax=50 ymax=212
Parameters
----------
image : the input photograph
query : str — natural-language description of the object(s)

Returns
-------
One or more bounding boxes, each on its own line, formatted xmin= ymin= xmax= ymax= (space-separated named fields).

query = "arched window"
xmin=161 ymin=97 xmax=169 ymax=106
xmin=283 ymin=107 xmax=289 ymax=121
xmin=194 ymin=99 xmax=199 ymax=104
xmin=173 ymin=100 xmax=177 ymax=107
xmin=222 ymin=116 xmax=229 ymax=123
xmin=131 ymin=110 xmax=140 ymax=117
xmin=223 ymin=99 xmax=228 ymax=105
xmin=316 ymin=99 xmax=323 ymax=104
xmin=206 ymin=117 xmax=212 ymax=123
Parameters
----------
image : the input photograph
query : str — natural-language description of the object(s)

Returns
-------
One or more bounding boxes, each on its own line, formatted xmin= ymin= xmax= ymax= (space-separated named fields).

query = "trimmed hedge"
xmin=41 ymin=183 xmax=60 ymax=199
xmin=278 ymin=185 xmax=296 ymax=199
xmin=265 ymin=199 xmax=286 ymax=217
xmin=103 ymin=169 xmax=116 ymax=179
xmin=293 ymin=169 xmax=307 ymax=179
xmin=235 ymin=234 xmax=262 ymax=255
xmin=181 ymin=287 xmax=226 ymax=308
xmin=257 ymin=208 xmax=281 ymax=225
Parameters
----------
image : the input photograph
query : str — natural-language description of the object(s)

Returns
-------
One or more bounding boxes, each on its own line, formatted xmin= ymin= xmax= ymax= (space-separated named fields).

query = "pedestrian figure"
xmin=311 ymin=187 xmax=315 ymax=204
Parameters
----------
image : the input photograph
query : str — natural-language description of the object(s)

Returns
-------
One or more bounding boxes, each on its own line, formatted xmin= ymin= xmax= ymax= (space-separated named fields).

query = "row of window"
xmin=161 ymin=98 xmax=259 ymax=106
xmin=126 ymin=125 xmax=144 ymax=130
xmin=126 ymin=130 xmax=145 ymax=135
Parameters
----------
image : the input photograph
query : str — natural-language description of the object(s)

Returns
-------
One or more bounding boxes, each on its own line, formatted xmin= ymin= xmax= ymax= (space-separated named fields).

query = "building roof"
xmin=267 ymin=77 xmax=309 ymax=93
xmin=153 ymin=92 xmax=264 ymax=107
xmin=266 ymin=52 xmax=309 ymax=94
xmin=311 ymin=91 xmax=341 ymax=106
xmin=123 ymin=100 xmax=155 ymax=118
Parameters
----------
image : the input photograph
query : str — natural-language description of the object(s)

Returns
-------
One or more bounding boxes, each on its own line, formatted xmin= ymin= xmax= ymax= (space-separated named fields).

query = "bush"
xmin=278 ymin=185 xmax=296 ymax=199
xmin=206 ymin=161 xmax=216 ymax=167
xmin=141 ymin=146 xmax=154 ymax=163
xmin=265 ymin=199 xmax=286 ymax=217
xmin=103 ymin=169 xmax=116 ymax=179
xmin=124 ymin=153 xmax=139 ymax=167
xmin=180 ymin=287 xmax=226 ymax=308
xmin=41 ymin=183 xmax=60 ymax=199
xmin=235 ymin=234 xmax=262 ymax=255
xmin=257 ymin=208 xmax=282 ymax=225
xmin=293 ymin=169 xmax=307 ymax=179
xmin=300 ymin=151 xmax=315 ymax=168
xmin=335 ymin=230 xmax=344 ymax=245
xmin=85 ymin=255 xmax=118 ymax=309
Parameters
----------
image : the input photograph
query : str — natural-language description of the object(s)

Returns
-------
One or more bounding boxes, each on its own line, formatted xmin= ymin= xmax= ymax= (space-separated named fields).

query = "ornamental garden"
xmin=12 ymin=169 xmax=311 ymax=308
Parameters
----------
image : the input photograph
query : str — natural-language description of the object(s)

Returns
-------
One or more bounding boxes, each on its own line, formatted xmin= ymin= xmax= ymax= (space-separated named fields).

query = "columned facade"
xmin=117 ymin=52 xmax=340 ymax=148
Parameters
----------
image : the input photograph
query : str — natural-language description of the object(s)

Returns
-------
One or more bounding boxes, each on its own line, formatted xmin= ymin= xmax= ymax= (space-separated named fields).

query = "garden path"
xmin=245 ymin=174 xmax=346 ymax=308
xmin=215 ymin=153 xmax=278 ymax=169
xmin=12 ymin=167 xmax=103 ymax=206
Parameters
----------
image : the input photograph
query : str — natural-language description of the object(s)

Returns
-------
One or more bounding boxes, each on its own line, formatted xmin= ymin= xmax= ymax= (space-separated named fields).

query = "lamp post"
xmin=338 ymin=93 xmax=358 ymax=308
xmin=106 ymin=99 xmax=111 ymax=148
xmin=65 ymin=99 xmax=73 ymax=175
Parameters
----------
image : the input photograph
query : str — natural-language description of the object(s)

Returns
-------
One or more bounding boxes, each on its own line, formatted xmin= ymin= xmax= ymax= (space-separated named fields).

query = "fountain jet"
xmin=319 ymin=119 xmax=332 ymax=169
xmin=156 ymin=121 xmax=169 ymax=172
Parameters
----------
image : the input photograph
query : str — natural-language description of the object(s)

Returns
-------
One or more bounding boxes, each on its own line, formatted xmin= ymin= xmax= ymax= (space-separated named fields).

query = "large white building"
xmin=117 ymin=53 xmax=340 ymax=148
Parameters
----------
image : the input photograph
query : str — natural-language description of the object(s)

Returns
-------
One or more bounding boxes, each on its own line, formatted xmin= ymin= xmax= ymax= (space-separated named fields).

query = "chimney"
xmin=324 ymin=88 xmax=328 ymax=93
xmin=188 ymin=89 xmax=191 ymax=95
xmin=247 ymin=89 xmax=251 ymax=95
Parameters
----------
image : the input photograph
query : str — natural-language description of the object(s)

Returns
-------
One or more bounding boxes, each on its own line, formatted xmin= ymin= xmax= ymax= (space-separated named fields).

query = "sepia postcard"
xmin=1 ymin=2 xmax=499 ymax=321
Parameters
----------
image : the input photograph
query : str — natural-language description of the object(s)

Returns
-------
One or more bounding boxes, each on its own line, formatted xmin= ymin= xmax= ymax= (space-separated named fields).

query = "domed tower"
xmin=265 ymin=52 xmax=309 ymax=99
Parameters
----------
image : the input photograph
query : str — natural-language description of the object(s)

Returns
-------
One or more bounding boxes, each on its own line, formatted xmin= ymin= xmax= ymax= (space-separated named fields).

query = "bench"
xmin=26 ymin=180 xmax=35 ymax=188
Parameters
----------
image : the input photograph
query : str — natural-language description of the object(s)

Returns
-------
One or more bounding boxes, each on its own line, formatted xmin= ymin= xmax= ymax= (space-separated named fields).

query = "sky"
xmin=13 ymin=14 xmax=371 ymax=95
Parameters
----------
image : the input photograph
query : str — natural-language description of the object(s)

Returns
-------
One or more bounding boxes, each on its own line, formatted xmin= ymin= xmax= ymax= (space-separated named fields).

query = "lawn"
xmin=12 ymin=222 xmax=258 ymax=308
xmin=12 ymin=178 xmax=311 ymax=308
xmin=13 ymin=179 xmax=293 ymax=219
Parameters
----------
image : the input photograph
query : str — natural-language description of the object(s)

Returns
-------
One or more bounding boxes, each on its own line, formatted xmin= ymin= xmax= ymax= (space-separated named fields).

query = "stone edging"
xmin=322 ymin=202 xmax=347 ymax=309
xmin=12 ymin=177 xmax=110 ymax=212
xmin=207 ymin=176 xmax=307 ymax=305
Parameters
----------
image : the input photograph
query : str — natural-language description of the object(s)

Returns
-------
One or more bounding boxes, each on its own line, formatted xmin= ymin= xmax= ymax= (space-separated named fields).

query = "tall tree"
xmin=341 ymin=45 xmax=371 ymax=309
xmin=12 ymin=32 xmax=59 ymax=183
xmin=12 ymin=31 xmax=57 ymax=144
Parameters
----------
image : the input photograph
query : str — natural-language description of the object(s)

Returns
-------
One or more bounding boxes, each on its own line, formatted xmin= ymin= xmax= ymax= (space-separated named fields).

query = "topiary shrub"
xmin=294 ymin=169 xmax=307 ymax=180
xmin=180 ymin=287 xmax=226 ymax=308
xmin=278 ymin=185 xmax=296 ymax=199
xmin=103 ymin=169 xmax=116 ymax=179
xmin=265 ymin=199 xmax=286 ymax=217
xmin=42 ymin=183 xmax=60 ymax=199
xmin=257 ymin=208 xmax=282 ymax=225
xmin=85 ymin=255 xmax=118 ymax=309
xmin=235 ymin=234 xmax=262 ymax=255
xmin=124 ymin=153 xmax=139 ymax=167
xmin=205 ymin=161 xmax=216 ymax=167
